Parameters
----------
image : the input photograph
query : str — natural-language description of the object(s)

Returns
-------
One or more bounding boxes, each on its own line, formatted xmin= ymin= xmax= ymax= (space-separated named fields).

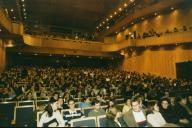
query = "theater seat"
xmin=14 ymin=106 xmax=35 ymax=127
xmin=97 ymin=115 xmax=107 ymax=127
xmin=18 ymin=100 xmax=34 ymax=106
xmin=70 ymin=117 xmax=97 ymax=127
xmin=0 ymin=102 xmax=17 ymax=126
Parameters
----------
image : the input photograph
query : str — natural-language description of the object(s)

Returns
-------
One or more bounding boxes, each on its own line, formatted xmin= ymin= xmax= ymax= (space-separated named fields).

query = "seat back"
xmin=97 ymin=115 xmax=107 ymax=127
xmin=18 ymin=100 xmax=34 ymax=106
xmin=36 ymin=100 xmax=49 ymax=108
xmin=0 ymin=102 xmax=17 ymax=126
xmin=14 ymin=106 xmax=35 ymax=127
xmin=115 ymin=98 xmax=125 ymax=104
xmin=71 ymin=117 xmax=97 ymax=127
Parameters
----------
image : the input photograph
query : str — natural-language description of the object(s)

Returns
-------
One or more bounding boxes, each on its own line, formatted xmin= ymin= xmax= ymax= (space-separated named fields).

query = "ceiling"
xmin=0 ymin=0 xmax=123 ymax=33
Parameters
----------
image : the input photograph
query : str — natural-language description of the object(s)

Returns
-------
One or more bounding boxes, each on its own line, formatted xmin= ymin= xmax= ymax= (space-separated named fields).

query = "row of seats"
xmin=0 ymin=98 xmax=125 ymax=127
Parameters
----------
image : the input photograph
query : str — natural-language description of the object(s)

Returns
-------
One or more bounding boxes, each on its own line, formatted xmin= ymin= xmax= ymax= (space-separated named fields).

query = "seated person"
xmin=159 ymin=98 xmax=189 ymax=125
xmin=123 ymin=96 xmax=151 ymax=127
xmin=174 ymin=96 xmax=192 ymax=125
xmin=79 ymin=97 xmax=92 ymax=108
xmin=96 ymin=95 xmax=107 ymax=105
xmin=38 ymin=104 xmax=65 ymax=127
xmin=146 ymin=100 xmax=167 ymax=127
xmin=63 ymin=99 xmax=84 ymax=126
xmin=122 ymin=97 xmax=131 ymax=114
xmin=88 ymin=100 xmax=106 ymax=117
xmin=106 ymin=106 xmax=127 ymax=127
xmin=52 ymin=97 xmax=64 ymax=112
xmin=50 ymin=92 xmax=59 ymax=103
xmin=106 ymin=99 xmax=116 ymax=113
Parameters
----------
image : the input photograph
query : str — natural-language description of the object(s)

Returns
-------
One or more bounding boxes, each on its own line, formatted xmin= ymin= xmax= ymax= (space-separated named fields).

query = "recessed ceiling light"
xmin=13 ymin=16 xmax=16 ymax=19
xmin=49 ymin=54 xmax=52 ymax=56
xmin=171 ymin=7 xmax=174 ymax=10
xmin=34 ymin=53 xmax=38 ymax=56
xmin=0 ymin=29 xmax=2 ymax=32
xmin=106 ymin=18 xmax=109 ymax=21
xmin=131 ymin=22 xmax=134 ymax=25
xmin=18 ymin=52 xmax=22 ymax=55
xmin=23 ymin=8 xmax=26 ymax=12
xmin=76 ymin=56 xmax=79 ymax=58
xmin=124 ymin=3 xmax=127 ymax=7
xmin=63 ymin=55 xmax=66 ymax=57
xmin=10 ymin=9 xmax=14 ymax=12
xmin=103 ymin=21 xmax=105 ymax=24
xmin=141 ymin=17 xmax=144 ymax=20
xmin=21 ymin=0 xmax=25 ymax=2
xmin=119 ymin=8 xmax=122 ymax=11
xmin=130 ymin=0 xmax=134 ymax=2
xmin=22 ymin=4 xmax=25 ymax=7
xmin=24 ymin=16 xmax=27 ymax=19
xmin=114 ymin=12 xmax=117 ymax=15
xmin=110 ymin=15 xmax=113 ymax=18
xmin=106 ymin=26 xmax=109 ymax=29
xmin=99 ymin=24 xmax=102 ymax=27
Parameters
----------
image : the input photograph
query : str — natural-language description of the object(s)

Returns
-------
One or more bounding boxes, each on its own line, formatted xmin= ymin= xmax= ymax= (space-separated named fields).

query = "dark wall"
xmin=176 ymin=61 xmax=192 ymax=80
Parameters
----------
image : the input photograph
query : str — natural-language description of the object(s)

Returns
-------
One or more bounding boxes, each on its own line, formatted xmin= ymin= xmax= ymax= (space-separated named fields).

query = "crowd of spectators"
xmin=0 ymin=66 xmax=192 ymax=127
xmin=126 ymin=25 xmax=192 ymax=40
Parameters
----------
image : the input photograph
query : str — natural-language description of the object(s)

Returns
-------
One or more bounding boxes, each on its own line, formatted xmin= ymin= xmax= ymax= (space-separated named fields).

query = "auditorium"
xmin=0 ymin=0 xmax=192 ymax=127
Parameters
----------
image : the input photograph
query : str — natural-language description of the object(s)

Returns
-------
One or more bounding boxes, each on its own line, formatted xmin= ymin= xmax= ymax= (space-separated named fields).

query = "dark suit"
xmin=106 ymin=117 xmax=127 ymax=127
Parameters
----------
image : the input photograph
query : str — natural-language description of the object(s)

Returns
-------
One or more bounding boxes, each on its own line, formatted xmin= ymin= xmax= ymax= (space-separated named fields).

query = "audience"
xmin=0 ymin=66 xmax=192 ymax=127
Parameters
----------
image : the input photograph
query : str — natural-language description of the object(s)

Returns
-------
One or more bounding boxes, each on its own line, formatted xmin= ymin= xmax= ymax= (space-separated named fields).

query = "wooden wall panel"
xmin=0 ymin=39 xmax=6 ymax=72
xmin=122 ymin=45 xmax=192 ymax=78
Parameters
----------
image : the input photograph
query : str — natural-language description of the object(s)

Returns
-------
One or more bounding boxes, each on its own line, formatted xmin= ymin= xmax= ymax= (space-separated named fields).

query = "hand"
xmin=179 ymin=119 xmax=189 ymax=124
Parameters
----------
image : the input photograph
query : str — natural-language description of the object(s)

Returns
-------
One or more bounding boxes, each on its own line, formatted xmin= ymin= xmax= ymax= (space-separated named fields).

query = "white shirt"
xmin=38 ymin=111 xmax=65 ymax=127
xmin=132 ymin=110 xmax=146 ymax=123
xmin=147 ymin=112 xmax=166 ymax=127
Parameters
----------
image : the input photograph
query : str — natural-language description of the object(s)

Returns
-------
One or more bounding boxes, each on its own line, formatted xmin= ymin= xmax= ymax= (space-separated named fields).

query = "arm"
xmin=147 ymin=114 xmax=161 ymax=127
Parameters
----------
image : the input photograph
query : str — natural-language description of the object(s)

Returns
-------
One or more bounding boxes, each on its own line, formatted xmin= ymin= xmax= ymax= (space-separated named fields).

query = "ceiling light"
xmin=106 ymin=26 xmax=109 ymax=29
xmin=76 ymin=56 xmax=79 ymax=58
xmin=24 ymin=12 xmax=26 ymax=16
xmin=18 ymin=52 xmax=22 ymax=55
xmin=49 ymin=54 xmax=52 ymax=56
xmin=130 ymin=0 xmax=134 ymax=2
xmin=124 ymin=3 xmax=127 ymax=7
xmin=99 ymin=24 xmax=102 ymax=27
xmin=106 ymin=18 xmax=109 ymax=21
xmin=13 ymin=16 xmax=16 ymax=19
xmin=131 ymin=22 xmax=134 ymax=25
xmin=63 ymin=55 xmax=66 ymax=57
xmin=21 ymin=0 xmax=25 ymax=2
xmin=10 ymin=9 xmax=14 ymax=12
xmin=119 ymin=8 xmax=122 ymax=11
xmin=96 ymin=27 xmax=99 ymax=29
xmin=0 ymin=29 xmax=2 ymax=32
xmin=141 ymin=17 xmax=144 ymax=20
xmin=171 ymin=7 xmax=174 ymax=10
xmin=114 ymin=12 xmax=117 ymax=15
xmin=34 ymin=53 xmax=38 ymax=56
xmin=22 ymin=4 xmax=25 ymax=7
xmin=103 ymin=21 xmax=105 ymax=24
xmin=110 ymin=15 xmax=113 ymax=18
xmin=24 ymin=16 xmax=27 ymax=19
xmin=23 ymin=8 xmax=26 ymax=12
